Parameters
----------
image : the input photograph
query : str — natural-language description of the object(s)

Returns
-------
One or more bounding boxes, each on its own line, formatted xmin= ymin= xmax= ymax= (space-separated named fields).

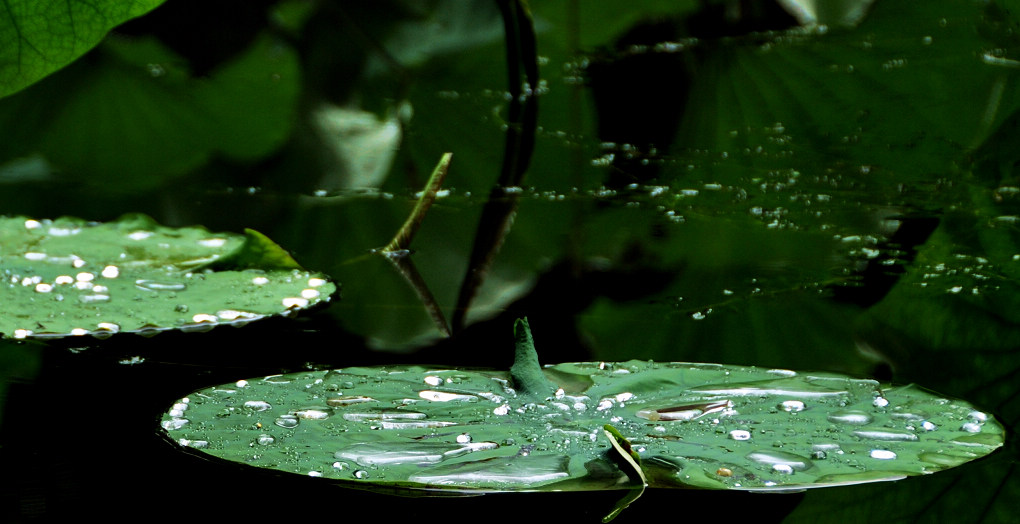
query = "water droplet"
xmin=274 ymin=414 xmax=299 ymax=429
xmin=729 ymin=430 xmax=752 ymax=441
xmin=135 ymin=279 xmax=187 ymax=292
xmin=252 ymin=276 xmax=270 ymax=286
xmin=827 ymin=410 xmax=873 ymax=425
xmin=960 ymin=422 xmax=982 ymax=433
xmin=101 ymin=266 xmax=119 ymax=278
xmin=870 ymin=449 xmax=897 ymax=460
xmin=418 ymin=390 xmax=478 ymax=402
xmin=852 ymin=428 xmax=918 ymax=441
xmin=282 ymin=297 xmax=310 ymax=308
xmin=244 ymin=400 xmax=273 ymax=412
xmin=746 ymin=450 xmax=814 ymax=471
xmin=293 ymin=408 xmax=331 ymax=420
xmin=326 ymin=396 xmax=376 ymax=407
xmin=354 ymin=470 xmax=369 ymax=479
xmin=780 ymin=400 xmax=806 ymax=412
xmin=335 ymin=441 xmax=498 ymax=466
xmin=456 ymin=433 xmax=472 ymax=443
xmin=256 ymin=434 xmax=275 ymax=445
xmin=872 ymin=396 xmax=889 ymax=408
xmin=408 ymin=453 xmax=570 ymax=487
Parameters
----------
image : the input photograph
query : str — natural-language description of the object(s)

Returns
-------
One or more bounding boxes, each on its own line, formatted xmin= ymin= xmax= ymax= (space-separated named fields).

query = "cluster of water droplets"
xmin=161 ymin=359 xmax=1003 ymax=492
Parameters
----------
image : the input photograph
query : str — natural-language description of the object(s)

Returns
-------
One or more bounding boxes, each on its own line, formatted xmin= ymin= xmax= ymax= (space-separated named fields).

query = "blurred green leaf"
xmin=0 ymin=0 xmax=166 ymax=98
xmin=0 ymin=33 xmax=299 ymax=190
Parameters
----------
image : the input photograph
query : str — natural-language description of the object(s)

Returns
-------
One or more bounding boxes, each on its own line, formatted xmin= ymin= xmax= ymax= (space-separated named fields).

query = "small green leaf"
xmin=0 ymin=0 xmax=166 ymax=98
xmin=0 ymin=215 xmax=335 ymax=339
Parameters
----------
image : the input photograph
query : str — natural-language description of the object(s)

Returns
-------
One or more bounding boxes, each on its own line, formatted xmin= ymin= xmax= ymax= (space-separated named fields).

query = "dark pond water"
xmin=1 ymin=1 xmax=1018 ymax=522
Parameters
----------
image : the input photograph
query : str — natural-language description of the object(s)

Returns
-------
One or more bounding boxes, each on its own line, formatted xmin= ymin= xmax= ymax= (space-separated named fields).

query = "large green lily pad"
xmin=161 ymin=350 xmax=1004 ymax=494
xmin=1 ymin=214 xmax=336 ymax=339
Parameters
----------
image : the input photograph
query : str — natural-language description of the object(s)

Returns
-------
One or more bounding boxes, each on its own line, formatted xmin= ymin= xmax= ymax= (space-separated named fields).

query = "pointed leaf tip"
xmin=510 ymin=318 xmax=555 ymax=397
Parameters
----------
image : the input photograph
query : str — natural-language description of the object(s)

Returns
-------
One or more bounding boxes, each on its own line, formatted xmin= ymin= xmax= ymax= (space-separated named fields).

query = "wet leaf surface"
xmin=162 ymin=361 xmax=1003 ymax=494
xmin=0 ymin=214 xmax=335 ymax=339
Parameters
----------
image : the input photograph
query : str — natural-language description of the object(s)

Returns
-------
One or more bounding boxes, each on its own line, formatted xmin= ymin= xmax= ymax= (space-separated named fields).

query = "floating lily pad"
xmin=160 ymin=326 xmax=1004 ymax=496
xmin=0 ymin=214 xmax=336 ymax=339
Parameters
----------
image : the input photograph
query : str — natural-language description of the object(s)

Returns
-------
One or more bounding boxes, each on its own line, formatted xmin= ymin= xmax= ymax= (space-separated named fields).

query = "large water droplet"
xmin=852 ymin=428 xmax=918 ymax=441
xmin=135 ymin=279 xmax=187 ymax=292
xmin=274 ymin=414 xmax=299 ymax=429
xmin=334 ymin=441 xmax=498 ymax=466
xmin=827 ymin=410 xmax=873 ymax=425
xmin=407 ymin=453 xmax=571 ymax=487
xmin=746 ymin=450 xmax=814 ymax=471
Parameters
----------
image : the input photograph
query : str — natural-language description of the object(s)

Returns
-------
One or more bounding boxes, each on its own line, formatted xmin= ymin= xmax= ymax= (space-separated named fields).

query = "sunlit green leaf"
xmin=0 ymin=214 xmax=335 ymax=339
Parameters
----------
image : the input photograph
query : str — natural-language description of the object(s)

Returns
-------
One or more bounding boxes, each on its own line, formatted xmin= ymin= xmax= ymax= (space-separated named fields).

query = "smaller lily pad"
xmin=0 ymin=214 xmax=336 ymax=339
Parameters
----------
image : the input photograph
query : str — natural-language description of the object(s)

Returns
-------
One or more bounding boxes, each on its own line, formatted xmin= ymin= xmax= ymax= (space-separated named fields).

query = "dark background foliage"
xmin=1 ymin=0 xmax=1018 ymax=521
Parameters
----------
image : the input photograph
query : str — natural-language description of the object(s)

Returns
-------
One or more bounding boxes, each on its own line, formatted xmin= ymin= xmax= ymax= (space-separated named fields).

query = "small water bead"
xmin=135 ymin=279 xmax=187 ymax=292
xmin=746 ymin=450 xmax=814 ymax=471
xmin=870 ymin=449 xmax=897 ymax=460
xmin=872 ymin=396 xmax=890 ymax=408
xmin=274 ymin=414 xmax=299 ymax=429
xmin=729 ymin=430 xmax=752 ymax=441
xmin=456 ymin=433 xmax=472 ymax=443
xmin=827 ymin=410 xmax=873 ymax=425
xmin=354 ymin=470 xmax=369 ymax=479
xmin=282 ymin=297 xmax=310 ymax=308
xmin=244 ymin=400 xmax=273 ymax=412
xmin=780 ymin=400 xmax=806 ymax=412
xmin=293 ymin=408 xmax=331 ymax=420
xmin=256 ymin=434 xmax=275 ymax=445
xmin=101 ymin=265 xmax=119 ymax=278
